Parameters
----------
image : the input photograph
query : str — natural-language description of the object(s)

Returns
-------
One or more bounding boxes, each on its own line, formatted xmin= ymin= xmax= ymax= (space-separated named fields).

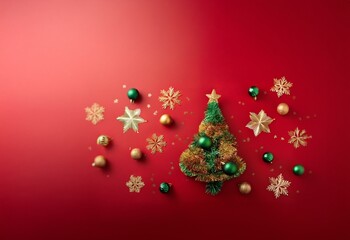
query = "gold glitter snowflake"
xmin=270 ymin=76 xmax=293 ymax=97
xmin=146 ymin=134 xmax=167 ymax=154
xmin=126 ymin=175 xmax=145 ymax=193
xmin=159 ymin=87 xmax=181 ymax=110
xmin=288 ymin=127 xmax=312 ymax=148
xmin=85 ymin=103 xmax=105 ymax=125
xmin=267 ymin=174 xmax=291 ymax=199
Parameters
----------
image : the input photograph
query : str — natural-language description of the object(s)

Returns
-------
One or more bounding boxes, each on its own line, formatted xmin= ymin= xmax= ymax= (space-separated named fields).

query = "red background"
xmin=0 ymin=1 xmax=349 ymax=239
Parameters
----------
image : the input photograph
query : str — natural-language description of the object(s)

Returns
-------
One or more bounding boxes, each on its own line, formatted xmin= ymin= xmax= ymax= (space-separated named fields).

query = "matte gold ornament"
xmin=159 ymin=114 xmax=173 ymax=125
xmin=97 ymin=135 xmax=110 ymax=146
xmin=92 ymin=155 xmax=107 ymax=168
xmin=277 ymin=103 xmax=289 ymax=115
xmin=130 ymin=148 xmax=143 ymax=160
xmin=239 ymin=182 xmax=252 ymax=194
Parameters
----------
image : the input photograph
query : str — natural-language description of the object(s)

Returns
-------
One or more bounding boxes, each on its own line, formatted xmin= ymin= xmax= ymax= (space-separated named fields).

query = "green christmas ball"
xmin=248 ymin=86 xmax=259 ymax=99
xmin=127 ymin=88 xmax=139 ymax=101
xmin=159 ymin=182 xmax=171 ymax=193
xmin=223 ymin=162 xmax=238 ymax=176
xmin=263 ymin=152 xmax=274 ymax=163
xmin=293 ymin=164 xmax=305 ymax=176
xmin=198 ymin=136 xmax=212 ymax=149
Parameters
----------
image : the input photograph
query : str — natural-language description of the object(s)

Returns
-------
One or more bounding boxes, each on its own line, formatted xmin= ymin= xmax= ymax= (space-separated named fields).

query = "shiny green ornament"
xmin=127 ymin=88 xmax=139 ymax=102
xmin=248 ymin=86 xmax=259 ymax=100
xmin=263 ymin=152 xmax=274 ymax=163
xmin=159 ymin=182 xmax=171 ymax=193
xmin=223 ymin=162 xmax=238 ymax=176
xmin=293 ymin=164 xmax=305 ymax=176
xmin=198 ymin=135 xmax=212 ymax=149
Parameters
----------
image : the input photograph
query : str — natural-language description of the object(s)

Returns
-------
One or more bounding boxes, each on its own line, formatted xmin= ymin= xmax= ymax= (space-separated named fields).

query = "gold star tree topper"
xmin=206 ymin=89 xmax=221 ymax=103
xmin=246 ymin=110 xmax=274 ymax=136
xmin=117 ymin=107 xmax=146 ymax=133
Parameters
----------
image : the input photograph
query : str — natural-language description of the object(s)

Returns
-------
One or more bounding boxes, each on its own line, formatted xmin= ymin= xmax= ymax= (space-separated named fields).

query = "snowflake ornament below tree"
xmin=159 ymin=87 xmax=181 ymax=110
xmin=267 ymin=173 xmax=291 ymax=199
xmin=146 ymin=134 xmax=167 ymax=154
xmin=85 ymin=103 xmax=105 ymax=125
xmin=270 ymin=76 xmax=293 ymax=98
xmin=126 ymin=175 xmax=145 ymax=193
xmin=288 ymin=127 xmax=312 ymax=148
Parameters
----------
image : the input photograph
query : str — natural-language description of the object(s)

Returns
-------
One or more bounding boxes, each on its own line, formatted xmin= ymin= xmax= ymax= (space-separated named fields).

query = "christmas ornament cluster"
xmin=91 ymin=88 xmax=173 ymax=194
xmin=85 ymin=77 xmax=310 ymax=198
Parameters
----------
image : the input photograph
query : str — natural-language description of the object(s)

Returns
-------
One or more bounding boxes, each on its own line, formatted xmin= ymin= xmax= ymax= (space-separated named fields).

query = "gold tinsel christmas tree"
xmin=179 ymin=90 xmax=246 ymax=195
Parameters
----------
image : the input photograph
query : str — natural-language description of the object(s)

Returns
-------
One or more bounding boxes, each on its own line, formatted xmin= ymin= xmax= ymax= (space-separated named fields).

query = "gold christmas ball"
xmin=239 ymin=182 xmax=252 ymax=194
xmin=97 ymin=135 xmax=110 ymax=147
xmin=160 ymin=114 xmax=173 ymax=125
xmin=92 ymin=155 xmax=107 ymax=168
xmin=130 ymin=148 xmax=143 ymax=160
xmin=277 ymin=103 xmax=289 ymax=115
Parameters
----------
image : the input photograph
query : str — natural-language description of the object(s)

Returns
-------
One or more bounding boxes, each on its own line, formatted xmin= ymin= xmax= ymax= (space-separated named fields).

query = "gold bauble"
xmin=239 ymin=182 xmax=252 ymax=194
xmin=130 ymin=148 xmax=143 ymax=160
xmin=92 ymin=155 xmax=107 ymax=168
xmin=159 ymin=114 xmax=173 ymax=125
xmin=277 ymin=103 xmax=289 ymax=115
xmin=97 ymin=135 xmax=110 ymax=147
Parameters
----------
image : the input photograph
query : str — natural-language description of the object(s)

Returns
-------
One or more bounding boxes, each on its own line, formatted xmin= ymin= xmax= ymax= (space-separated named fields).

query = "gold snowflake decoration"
xmin=126 ymin=175 xmax=145 ymax=193
xmin=146 ymin=134 xmax=167 ymax=154
xmin=270 ymin=76 xmax=293 ymax=97
xmin=246 ymin=110 xmax=274 ymax=136
xmin=288 ymin=127 xmax=312 ymax=148
xmin=85 ymin=103 xmax=105 ymax=125
xmin=267 ymin=173 xmax=291 ymax=199
xmin=159 ymin=87 xmax=181 ymax=110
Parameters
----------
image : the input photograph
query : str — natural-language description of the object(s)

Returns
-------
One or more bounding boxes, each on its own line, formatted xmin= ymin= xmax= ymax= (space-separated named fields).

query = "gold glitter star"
xmin=117 ymin=107 xmax=146 ymax=133
xmin=246 ymin=110 xmax=274 ymax=136
xmin=206 ymin=89 xmax=221 ymax=103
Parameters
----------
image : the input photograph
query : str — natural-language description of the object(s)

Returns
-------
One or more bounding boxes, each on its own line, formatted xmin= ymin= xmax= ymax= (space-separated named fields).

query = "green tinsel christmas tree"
xmin=179 ymin=89 xmax=246 ymax=195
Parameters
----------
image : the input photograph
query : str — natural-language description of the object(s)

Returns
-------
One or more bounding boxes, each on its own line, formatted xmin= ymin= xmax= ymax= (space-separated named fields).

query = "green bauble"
xmin=263 ymin=152 xmax=274 ymax=163
xmin=198 ymin=135 xmax=212 ymax=149
xmin=248 ymin=86 xmax=259 ymax=99
xmin=127 ymin=88 xmax=139 ymax=101
xmin=159 ymin=182 xmax=171 ymax=193
xmin=223 ymin=162 xmax=238 ymax=176
xmin=293 ymin=164 xmax=305 ymax=176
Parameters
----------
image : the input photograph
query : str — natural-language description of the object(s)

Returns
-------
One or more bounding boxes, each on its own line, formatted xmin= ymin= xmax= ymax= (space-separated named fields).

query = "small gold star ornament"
xmin=206 ymin=89 xmax=221 ymax=103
